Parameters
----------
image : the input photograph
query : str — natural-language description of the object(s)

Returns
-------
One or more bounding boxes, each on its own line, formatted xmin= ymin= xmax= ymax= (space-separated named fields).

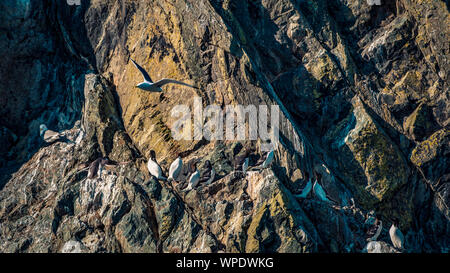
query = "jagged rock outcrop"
xmin=0 ymin=0 xmax=448 ymax=252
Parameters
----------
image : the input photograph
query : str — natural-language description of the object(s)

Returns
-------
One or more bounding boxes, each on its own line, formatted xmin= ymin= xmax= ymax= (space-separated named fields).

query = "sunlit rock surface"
xmin=0 ymin=0 xmax=448 ymax=252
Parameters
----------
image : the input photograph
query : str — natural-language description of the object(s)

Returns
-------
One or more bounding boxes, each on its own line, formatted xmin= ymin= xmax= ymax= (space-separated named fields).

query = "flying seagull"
xmin=131 ymin=59 xmax=197 ymax=92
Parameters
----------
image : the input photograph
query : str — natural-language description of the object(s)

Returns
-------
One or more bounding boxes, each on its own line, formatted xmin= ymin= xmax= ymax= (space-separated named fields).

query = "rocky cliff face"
xmin=0 ymin=0 xmax=448 ymax=253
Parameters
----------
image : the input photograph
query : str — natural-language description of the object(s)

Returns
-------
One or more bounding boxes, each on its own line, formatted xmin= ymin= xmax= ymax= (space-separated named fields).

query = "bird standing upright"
xmin=87 ymin=157 xmax=105 ymax=180
xmin=261 ymin=149 xmax=274 ymax=169
xmin=389 ymin=219 xmax=405 ymax=250
xmin=168 ymin=154 xmax=183 ymax=182
xmin=147 ymin=150 xmax=166 ymax=181
xmin=199 ymin=160 xmax=215 ymax=185
xmin=184 ymin=161 xmax=200 ymax=191
xmin=234 ymin=147 xmax=251 ymax=175
xmin=312 ymin=171 xmax=331 ymax=203
xmin=366 ymin=217 xmax=383 ymax=242
xmin=295 ymin=171 xmax=312 ymax=199
xmin=242 ymin=157 xmax=249 ymax=174
xmin=87 ymin=157 xmax=121 ymax=180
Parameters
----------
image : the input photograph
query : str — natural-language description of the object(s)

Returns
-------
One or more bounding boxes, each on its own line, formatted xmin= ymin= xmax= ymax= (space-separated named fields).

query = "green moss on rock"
xmin=410 ymin=128 xmax=449 ymax=167
xmin=332 ymin=97 xmax=411 ymax=211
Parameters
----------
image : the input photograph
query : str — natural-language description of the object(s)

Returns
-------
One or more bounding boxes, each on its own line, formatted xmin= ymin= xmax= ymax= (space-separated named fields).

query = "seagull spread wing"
xmin=131 ymin=59 xmax=152 ymax=82
xmin=153 ymin=78 xmax=197 ymax=89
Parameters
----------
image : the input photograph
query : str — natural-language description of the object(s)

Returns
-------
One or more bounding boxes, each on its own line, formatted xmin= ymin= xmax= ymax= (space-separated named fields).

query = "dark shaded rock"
xmin=0 ymin=0 xmax=448 ymax=253
xmin=404 ymin=102 xmax=439 ymax=141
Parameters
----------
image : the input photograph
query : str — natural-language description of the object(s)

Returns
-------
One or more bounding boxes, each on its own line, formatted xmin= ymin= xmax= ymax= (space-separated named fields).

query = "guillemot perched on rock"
xmin=77 ymin=157 xmax=128 ymax=180
xmin=261 ymin=149 xmax=274 ymax=168
xmin=389 ymin=218 xmax=405 ymax=251
xmin=131 ymin=59 xmax=197 ymax=92
xmin=312 ymin=171 xmax=337 ymax=204
xmin=255 ymin=148 xmax=274 ymax=169
xmin=295 ymin=171 xmax=312 ymax=199
xmin=87 ymin=157 xmax=121 ymax=180
xmin=88 ymin=157 xmax=106 ymax=180
xmin=253 ymin=140 xmax=275 ymax=170
xmin=184 ymin=161 xmax=200 ymax=192
xmin=234 ymin=147 xmax=251 ymax=175
xmin=147 ymin=150 xmax=166 ymax=181
xmin=242 ymin=156 xmax=249 ymax=174
xmin=366 ymin=216 xmax=383 ymax=242
xmin=175 ymin=159 xmax=194 ymax=184
xmin=313 ymin=180 xmax=329 ymax=202
xmin=168 ymin=154 xmax=183 ymax=182
xmin=312 ymin=171 xmax=328 ymax=202
xmin=199 ymin=160 xmax=215 ymax=186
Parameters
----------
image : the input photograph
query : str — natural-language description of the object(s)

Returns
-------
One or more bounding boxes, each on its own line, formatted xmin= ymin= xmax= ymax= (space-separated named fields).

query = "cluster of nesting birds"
xmin=146 ymin=147 xmax=275 ymax=192
xmin=38 ymin=58 xmax=406 ymax=252
xmin=291 ymin=169 xmax=406 ymax=251
xmin=37 ymin=59 xmax=201 ymax=179
xmin=364 ymin=214 xmax=405 ymax=252
xmin=293 ymin=170 xmax=335 ymax=203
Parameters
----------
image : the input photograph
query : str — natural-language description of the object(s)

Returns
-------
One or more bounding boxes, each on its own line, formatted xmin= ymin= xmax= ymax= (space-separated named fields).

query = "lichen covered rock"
xmin=0 ymin=0 xmax=448 ymax=253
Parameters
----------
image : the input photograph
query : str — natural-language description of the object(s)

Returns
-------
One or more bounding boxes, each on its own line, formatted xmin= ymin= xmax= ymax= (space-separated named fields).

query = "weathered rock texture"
xmin=0 ymin=0 xmax=448 ymax=252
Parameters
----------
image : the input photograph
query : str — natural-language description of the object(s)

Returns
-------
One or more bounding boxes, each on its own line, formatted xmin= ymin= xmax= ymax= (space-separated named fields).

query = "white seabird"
xmin=184 ymin=161 xmax=200 ymax=191
xmin=131 ymin=59 xmax=197 ymax=92
xmin=366 ymin=217 xmax=383 ymax=242
xmin=40 ymin=124 xmax=67 ymax=144
xmin=294 ymin=171 xmax=312 ymax=199
xmin=295 ymin=179 xmax=312 ymax=199
xmin=234 ymin=148 xmax=250 ymax=174
xmin=312 ymin=171 xmax=338 ymax=204
xmin=261 ymin=149 xmax=274 ymax=168
xmin=255 ymin=151 xmax=267 ymax=166
xmin=147 ymin=150 xmax=166 ymax=181
xmin=389 ymin=219 xmax=404 ymax=250
xmin=168 ymin=155 xmax=183 ymax=182
xmin=313 ymin=179 xmax=331 ymax=203
xmin=242 ymin=157 xmax=249 ymax=174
